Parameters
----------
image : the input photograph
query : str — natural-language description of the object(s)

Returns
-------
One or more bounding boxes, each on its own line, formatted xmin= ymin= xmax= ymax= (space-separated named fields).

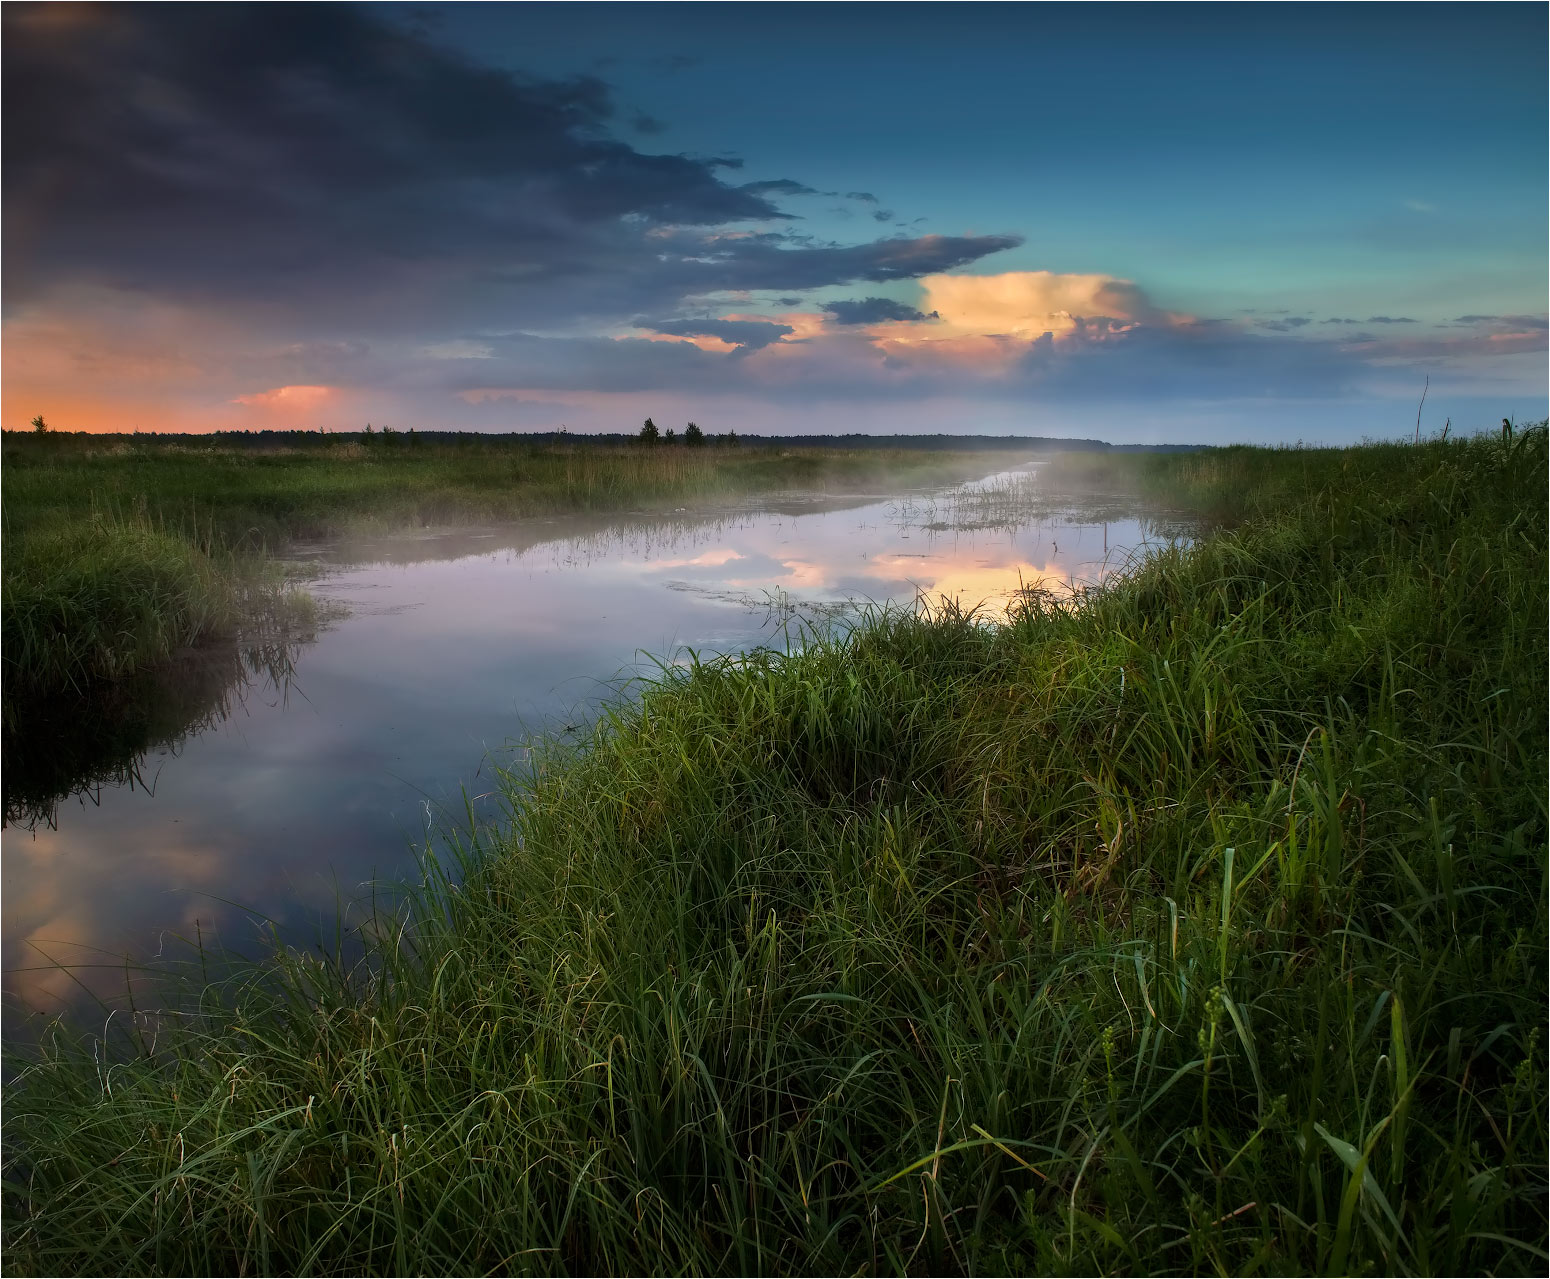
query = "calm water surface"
xmin=4 ymin=466 xmax=1173 ymax=1022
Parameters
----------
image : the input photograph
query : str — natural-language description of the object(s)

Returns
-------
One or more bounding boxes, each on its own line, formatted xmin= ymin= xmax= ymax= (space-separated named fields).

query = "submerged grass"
xmin=4 ymin=427 xmax=1546 ymax=1275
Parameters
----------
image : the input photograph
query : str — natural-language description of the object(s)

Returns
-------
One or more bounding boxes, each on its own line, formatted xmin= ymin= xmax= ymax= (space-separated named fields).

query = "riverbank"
xmin=4 ymin=426 xmax=1545 ymax=1275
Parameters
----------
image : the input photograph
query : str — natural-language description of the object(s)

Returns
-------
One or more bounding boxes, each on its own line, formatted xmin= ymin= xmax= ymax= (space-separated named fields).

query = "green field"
xmin=4 ymin=426 xmax=1546 ymax=1275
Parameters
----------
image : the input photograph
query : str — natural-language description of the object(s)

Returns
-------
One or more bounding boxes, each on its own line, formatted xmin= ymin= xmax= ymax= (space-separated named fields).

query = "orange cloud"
xmin=629 ymin=332 xmax=741 ymax=354
xmin=232 ymin=384 xmax=337 ymax=409
xmin=1 ymin=287 xmax=285 ymax=431
xmin=851 ymin=269 xmax=1190 ymax=373
xmin=2 ymin=294 xmax=216 ymax=429
xmin=912 ymin=270 xmax=1177 ymax=341
xmin=870 ymin=332 xmax=1031 ymax=373
xmin=3 ymin=380 xmax=277 ymax=433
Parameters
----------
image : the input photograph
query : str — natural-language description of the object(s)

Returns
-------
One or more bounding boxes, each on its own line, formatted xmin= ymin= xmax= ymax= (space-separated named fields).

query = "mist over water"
xmin=3 ymin=465 xmax=1177 ymax=1026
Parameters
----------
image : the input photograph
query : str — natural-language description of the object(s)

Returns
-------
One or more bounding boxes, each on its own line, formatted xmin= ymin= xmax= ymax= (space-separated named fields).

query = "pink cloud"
xmin=232 ymin=384 xmax=337 ymax=408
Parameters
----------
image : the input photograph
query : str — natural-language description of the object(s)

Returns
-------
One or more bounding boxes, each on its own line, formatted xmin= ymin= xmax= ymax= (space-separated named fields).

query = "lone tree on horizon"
xmin=639 ymin=417 xmax=659 ymax=444
xmin=30 ymin=414 xmax=46 ymax=433
xmin=684 ymin=421 xmax=705 ymax=447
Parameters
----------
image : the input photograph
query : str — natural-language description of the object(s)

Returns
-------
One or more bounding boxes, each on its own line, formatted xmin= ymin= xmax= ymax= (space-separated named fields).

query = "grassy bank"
xmin=4 ymin=427 xmax=1545 ymax=1274
xmin=1 ymin=433 xmax=1005 ymax=711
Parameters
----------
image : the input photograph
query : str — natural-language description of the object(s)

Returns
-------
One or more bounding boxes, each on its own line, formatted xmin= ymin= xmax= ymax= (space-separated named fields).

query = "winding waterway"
xmin=3 ymin=464 xmax=1175 ymax=1027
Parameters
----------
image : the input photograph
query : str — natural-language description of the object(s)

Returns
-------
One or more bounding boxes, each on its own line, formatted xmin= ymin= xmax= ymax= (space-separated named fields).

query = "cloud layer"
xmin=2 ymin=4 xmax=1542 ymax=440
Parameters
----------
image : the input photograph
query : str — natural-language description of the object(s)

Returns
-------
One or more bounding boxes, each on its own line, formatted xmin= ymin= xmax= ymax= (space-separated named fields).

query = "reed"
xmin=4 ymin=425 xmax=1545 ymax=1275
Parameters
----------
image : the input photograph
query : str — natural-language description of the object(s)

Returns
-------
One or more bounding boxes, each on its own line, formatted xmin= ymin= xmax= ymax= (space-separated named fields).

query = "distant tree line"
xmin=637 ymin=417 xmax=734 ymax=447
xmin=3 ymin=423 xmax=1214 ymax=454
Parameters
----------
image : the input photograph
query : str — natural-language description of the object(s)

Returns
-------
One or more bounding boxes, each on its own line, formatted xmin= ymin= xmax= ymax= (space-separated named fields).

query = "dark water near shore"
xmin=3 ymin=466 xmax=1174 ymax=1025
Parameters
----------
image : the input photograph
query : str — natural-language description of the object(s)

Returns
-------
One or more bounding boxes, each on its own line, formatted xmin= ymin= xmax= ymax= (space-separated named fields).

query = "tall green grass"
xmin=4 ymin=427 xmax=1545 ymax=1275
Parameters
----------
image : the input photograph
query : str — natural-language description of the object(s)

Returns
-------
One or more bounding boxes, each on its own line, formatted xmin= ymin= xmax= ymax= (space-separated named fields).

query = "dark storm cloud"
xmin=995 ymin=323 xmax=1368 ymax=403
xmin=3 ymin=5 xmax=788 ymax=299
xmin=411 ymin=328 xmax=771 ymax=394
xmin=2 ymin=5 xmax=1020 ymax=337
xmin=638 ymin=317 xmax=795 ymax=350
xmin=441 ymin=229 xmax=1020 ymax=335
xmin=823 ymin=297 xmax=937 ymax=325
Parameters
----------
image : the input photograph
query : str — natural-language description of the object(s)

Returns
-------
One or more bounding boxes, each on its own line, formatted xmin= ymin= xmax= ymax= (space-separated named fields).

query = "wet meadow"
xmin=2 ymin=425 xmax=1545 ymax=1275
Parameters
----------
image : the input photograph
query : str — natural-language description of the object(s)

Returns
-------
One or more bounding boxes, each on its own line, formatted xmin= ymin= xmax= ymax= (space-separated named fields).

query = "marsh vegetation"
xmin=4 ymin=425 xmax=1544 ymax=1274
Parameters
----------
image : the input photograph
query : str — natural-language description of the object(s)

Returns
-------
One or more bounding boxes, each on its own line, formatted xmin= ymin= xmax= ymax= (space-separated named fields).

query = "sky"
xmin=3 ymin=2 xmax=1545 ymax=443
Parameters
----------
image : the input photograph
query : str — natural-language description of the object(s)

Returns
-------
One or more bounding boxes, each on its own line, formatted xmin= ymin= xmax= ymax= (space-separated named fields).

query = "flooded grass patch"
xmin=3 ymin=427 xmax=1545 ymax=1274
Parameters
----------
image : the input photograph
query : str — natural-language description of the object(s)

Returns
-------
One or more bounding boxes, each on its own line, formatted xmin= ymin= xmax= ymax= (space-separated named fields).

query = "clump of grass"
xmin=3 ymin=426 xmax=1545 ymax=1275
xmin=1 ymin=513 xmax=310 ymax=717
